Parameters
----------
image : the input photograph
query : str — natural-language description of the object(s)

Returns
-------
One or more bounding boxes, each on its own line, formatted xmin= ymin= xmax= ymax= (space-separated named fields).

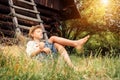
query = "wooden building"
xmin=0 ymin=0 xmax=80 ymax=37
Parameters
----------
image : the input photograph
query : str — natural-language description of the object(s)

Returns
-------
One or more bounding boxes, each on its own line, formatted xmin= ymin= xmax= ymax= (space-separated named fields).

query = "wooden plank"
xmin=18 ymin=18 xmax=39 ymax=26
xmin=44 ymin=24 xmax=51 ymax=28
xmin=0 ymin=0 xmax=9 ymax=6
xmin=0 ymin=14 xmax=12 ymax=22
xmin=0 ymin=4 xmax=10 ymax=14
xmin=15 ymin=8 xmax=37 ymax=18
xmin=40 ymin=16 xmax=53 ymax=23
xmin=10 ymin=4 xmax=40 ymax=14
xmin=14 ymin=13 xmax=42 ymax=22
xmin=12 ymin=0 xmax=33 ymax=10
xmin=0 ymin=14 xmax=38 ymax=26
xmin=0 ymin=21 xmax=15 ymax=28
xmin=0 ymin=29 xmax=15 ymax=35
xmin=18 ymin=0 xmax=35 ymax=6
xmin=37 ymin=7 xmax=60 ymax=18
xmin=18 ymin=25 xmax=30 ymax=30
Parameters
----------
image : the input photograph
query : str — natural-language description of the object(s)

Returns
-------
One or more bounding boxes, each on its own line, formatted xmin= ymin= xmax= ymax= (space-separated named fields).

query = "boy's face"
xmin=32 ymin=28 xmax=43 ymax=40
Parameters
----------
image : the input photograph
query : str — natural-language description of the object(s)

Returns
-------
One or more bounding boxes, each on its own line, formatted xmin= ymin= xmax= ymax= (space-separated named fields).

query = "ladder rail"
xmin=9 ymin=0 xmax=18 ymax=27
xmin=9 ymin=0 xmax=48 ymax=40
xmin=9 ymin=0 xmax=21 ymax=34
xmin=31 ymin=0 xmax=48 ymax=40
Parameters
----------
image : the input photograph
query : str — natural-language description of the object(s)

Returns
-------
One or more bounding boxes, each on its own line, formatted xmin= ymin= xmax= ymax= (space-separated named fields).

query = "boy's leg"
xmin=54 ymin=43 xmax=74 ymax=68
xmin=48 ymin=35 xmax=90 ymax=50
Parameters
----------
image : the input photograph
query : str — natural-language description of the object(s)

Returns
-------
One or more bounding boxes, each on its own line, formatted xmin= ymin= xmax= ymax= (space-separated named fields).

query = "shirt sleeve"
xmin=26 ymin=41 xmax=36 ymax=57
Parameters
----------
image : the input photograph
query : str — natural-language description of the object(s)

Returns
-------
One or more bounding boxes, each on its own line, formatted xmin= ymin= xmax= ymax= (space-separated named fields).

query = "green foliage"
xmin=60 ymin=0 xmax=120 ymax=56
xmin=61 ymin=19 xmax=119 ymax=56
xmin=78 ymin=0 xmax=120 ymax=27
xmin=87 ymin=31 xmax=119 ymax=49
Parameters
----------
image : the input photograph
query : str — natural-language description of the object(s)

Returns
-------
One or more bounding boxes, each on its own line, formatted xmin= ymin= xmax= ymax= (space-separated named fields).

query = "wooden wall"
xmin=0 ymin=0 xmax=15 ymax=37
xmin=0 ymin=0 xmax=80 ymax=37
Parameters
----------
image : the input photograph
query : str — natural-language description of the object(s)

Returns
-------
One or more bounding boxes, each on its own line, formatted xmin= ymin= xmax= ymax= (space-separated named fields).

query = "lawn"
xmin=0 ymin=45 xmax=120 ymax=80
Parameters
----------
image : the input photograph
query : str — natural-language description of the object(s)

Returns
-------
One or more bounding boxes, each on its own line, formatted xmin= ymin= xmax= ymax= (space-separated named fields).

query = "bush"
xmin=60 ymin=20 xmax=119 ymax=56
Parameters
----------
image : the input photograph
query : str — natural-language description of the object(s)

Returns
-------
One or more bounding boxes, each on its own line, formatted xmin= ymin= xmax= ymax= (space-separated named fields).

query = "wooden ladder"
xmin=8 ymin=0 xmax=48 ymax=40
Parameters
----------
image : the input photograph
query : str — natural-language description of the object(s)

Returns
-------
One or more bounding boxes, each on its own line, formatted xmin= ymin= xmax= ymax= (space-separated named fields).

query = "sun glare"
xmin=101 ymin=0 xmax=109 ymax=6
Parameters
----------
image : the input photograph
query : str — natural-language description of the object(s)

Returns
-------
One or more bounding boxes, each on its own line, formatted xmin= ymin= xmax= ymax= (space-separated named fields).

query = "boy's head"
xmin=29 ymin=25 xmax=43 ymax=40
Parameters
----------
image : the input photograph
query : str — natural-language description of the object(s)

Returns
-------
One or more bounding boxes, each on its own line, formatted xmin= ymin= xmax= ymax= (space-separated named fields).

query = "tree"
xmin=61 ymin=0 xmax=120 ymax=55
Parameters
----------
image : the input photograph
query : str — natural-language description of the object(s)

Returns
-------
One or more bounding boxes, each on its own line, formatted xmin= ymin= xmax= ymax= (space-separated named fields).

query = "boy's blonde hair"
xmin=29 ymin=25 xmax=43 ymax=39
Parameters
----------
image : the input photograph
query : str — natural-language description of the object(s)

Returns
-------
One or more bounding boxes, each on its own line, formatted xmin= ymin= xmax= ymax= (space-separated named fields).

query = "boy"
xmin=26 ymin=25 xmax=90 ymax=69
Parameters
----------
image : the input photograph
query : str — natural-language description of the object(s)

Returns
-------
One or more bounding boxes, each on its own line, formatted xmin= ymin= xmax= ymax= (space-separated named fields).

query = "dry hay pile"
xmin=0 ymin=37 xmax=19 ymax=45
xmin=0 ymin=45 xmax=26 ymax=57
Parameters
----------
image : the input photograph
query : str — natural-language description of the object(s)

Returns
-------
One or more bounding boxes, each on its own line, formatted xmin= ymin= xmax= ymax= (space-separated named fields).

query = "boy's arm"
xmin=30 ymin=48 xmax=43 ymax=57
xmin=30 ymin=47 xmax=51 ymax=57
xmin=26 ymin=41 xmax=51 ymax=57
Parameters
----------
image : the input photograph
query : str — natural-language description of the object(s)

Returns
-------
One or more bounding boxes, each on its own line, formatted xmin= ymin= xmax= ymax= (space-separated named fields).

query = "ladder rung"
xmin=10 ymin=4 xmax=39 ymax=14
xmin=18 ymin=0 xmax=35 ymax=6
xmin=14 ymin=13 xmax=41 ymax=22
xmin=18 ymin=25 xmax=30 ymax=30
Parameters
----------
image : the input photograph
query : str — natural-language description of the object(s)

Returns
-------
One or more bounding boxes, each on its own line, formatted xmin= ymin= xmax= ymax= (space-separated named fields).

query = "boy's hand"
xmin=39 ymin=42 xmax=45 ymax=49
xmin=43 ymin=47 xmax=51 ymax=54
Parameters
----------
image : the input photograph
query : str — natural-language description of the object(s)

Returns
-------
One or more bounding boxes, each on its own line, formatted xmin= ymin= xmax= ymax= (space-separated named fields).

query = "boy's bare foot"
xmin=75 ymin=35 xmax=90 ymax=51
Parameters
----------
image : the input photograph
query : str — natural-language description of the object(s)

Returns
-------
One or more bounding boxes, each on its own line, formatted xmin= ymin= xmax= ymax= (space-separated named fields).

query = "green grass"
xmin=0 ymin=46 xmax=120 ymax=80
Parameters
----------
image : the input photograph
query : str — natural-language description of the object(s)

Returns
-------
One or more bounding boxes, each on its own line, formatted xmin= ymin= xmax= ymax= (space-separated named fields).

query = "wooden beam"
xmin=37 ymin=7 xmax=60 ymax=17
xmin=44 ymin=24 xmax=51 ymax=29
xmin=18 ymin=0 xmax=35 ymax=6
xmin=0 ymin=4 xmax=10 ymax=14
xmin=14 ymin=13 xmax=42 ymax=22
xmin=10 ymin=4 xmax=39 ymax=14
xmin=0 ymin=29 xmax=15 ymax=36
xmin=0 ymin=14 xmax=51 ymax=29
xmin=13 ymin=0 xmax=33 ymax=10
xmin=15 ymin=8 xmax=37 ymax=19
xmin=0 ymin=0 xmax=9 ymax=6
xmin=40 ymin=16 xmax=53 ymax=23
xmin=0 ymin=21 xmax=15 ymax=29
xmin=18 ymin=25 xmax=30 ymax=30
xmin=0 ymin=14 xmax=38 ymax=26
xmin=18 ymin=18 xmax=39 ymax=26
xmin=0 ymin=14 xmax=12 ymax=22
